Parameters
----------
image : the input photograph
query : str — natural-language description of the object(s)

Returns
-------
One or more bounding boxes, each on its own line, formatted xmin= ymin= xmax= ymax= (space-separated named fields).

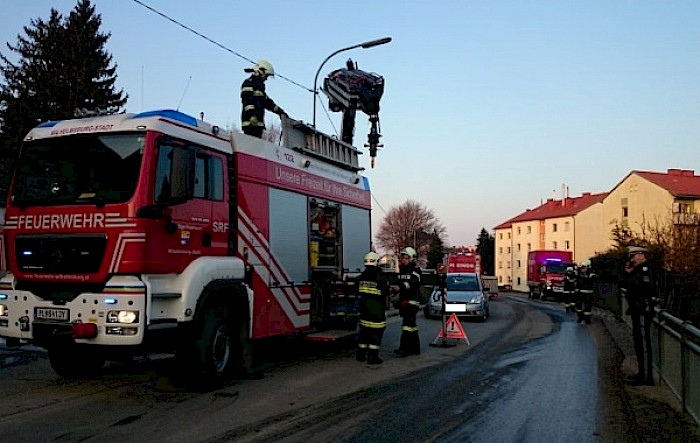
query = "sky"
xmin=2 ymin=1 xmax=700 ymax=247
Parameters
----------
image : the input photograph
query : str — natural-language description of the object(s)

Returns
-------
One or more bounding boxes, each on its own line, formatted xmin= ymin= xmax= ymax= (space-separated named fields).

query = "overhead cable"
xmin=131 ymin=0 xmax=313 ymax=93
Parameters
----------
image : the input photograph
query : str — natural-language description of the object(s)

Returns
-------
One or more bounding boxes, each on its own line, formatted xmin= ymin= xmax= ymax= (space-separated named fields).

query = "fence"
xmin=653 ymin=310 xmax=700 ymax=425
xmin=613 ymin=288 xmax=700 ymax=425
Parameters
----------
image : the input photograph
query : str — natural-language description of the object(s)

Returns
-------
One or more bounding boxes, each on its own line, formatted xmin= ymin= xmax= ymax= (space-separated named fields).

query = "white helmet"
xmin=400 ymin=247 xmax=417 ymax=260
xmin=364 ymin=252 xmax=380 ymax=266
xmin=248 ymin=59 xmax=275 ymax=77
xmin=581 ymin=259 xmax=591 ymax=267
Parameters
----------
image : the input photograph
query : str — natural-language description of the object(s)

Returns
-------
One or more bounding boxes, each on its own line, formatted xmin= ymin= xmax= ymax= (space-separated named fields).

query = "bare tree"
xmin=375 ymin=199 xmax=446 ymax=259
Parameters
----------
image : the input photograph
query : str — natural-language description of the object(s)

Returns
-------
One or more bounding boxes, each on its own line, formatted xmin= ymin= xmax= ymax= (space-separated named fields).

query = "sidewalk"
xmin=595 ymin=307 xmax=700 ymax=441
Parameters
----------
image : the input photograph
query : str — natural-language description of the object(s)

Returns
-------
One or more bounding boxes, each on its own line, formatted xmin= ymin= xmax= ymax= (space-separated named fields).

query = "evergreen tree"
xmin=426 ymin=229 xmax=445 ymax=270
xmin=0 ymin=0 xmax=126 ymax=202
xmin=476 ymin=228 xmax=495 ymax=275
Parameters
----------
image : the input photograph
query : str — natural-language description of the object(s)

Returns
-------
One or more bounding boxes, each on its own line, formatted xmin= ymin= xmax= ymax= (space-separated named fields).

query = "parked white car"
xmin=424 ymin=273 xmax=490 ymax=322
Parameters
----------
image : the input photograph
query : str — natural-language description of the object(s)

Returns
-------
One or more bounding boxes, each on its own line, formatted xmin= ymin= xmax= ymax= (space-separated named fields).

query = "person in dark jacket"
xmin=356 ymin=252 xmax=389 ymax=365
xmin=392 ymin=247 xmax=422 ymax=357
xmin=621 ymin=246 xmax=657 ymax=386
xmin=575 ymin=260 xmax=596 ymax=324
xmin=240 ymin=59 xmax=286 ymax=138
xmin=562 ymin=266 xmax=577 ymax=313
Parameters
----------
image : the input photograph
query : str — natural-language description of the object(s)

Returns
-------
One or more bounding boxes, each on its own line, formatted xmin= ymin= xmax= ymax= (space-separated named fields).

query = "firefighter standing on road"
xmin=356 ymin=252 xmax=389 ymax=365
xmin=621 ymin=246 xmax=657 ymax=386
xmin=575 ymin=260 xmax=596 ymax=324
xmin=241 ymin=60 xmax=287 ymax=138
xmin=392 ymin=247 xmax=422 ymax=357
xmin=562 ymin=266 xmax=577 ymax=313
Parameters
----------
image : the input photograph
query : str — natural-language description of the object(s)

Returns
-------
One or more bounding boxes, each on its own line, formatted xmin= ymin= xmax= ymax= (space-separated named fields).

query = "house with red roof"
xmin=494 ymin=168 xmax=700 ymax=292
xmin=601 ymin=168 xmax=700 ymax=250
xmin=493 ymin=191 xmax=608 ymax=292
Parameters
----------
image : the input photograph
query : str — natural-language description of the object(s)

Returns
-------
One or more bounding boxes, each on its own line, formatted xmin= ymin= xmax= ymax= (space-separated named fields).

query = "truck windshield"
xmin=11 ymin=133 xmax=145 ymax=207
xmin=544 ymin=263 xmax=570 ymax=274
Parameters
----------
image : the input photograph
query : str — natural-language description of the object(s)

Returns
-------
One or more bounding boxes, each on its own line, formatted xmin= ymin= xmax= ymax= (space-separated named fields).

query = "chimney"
xmin=682 ymin=170 xmax=695 ymax=177
xmin=582 ymin=192 xmax=591 ymax=197
xmin=668 ymin=168 xmax=682 ymax=176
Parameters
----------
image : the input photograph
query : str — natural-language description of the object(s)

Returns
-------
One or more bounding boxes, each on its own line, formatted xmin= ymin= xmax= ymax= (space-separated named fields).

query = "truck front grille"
xmin=15 ymin=234 xmax=107 ymax=274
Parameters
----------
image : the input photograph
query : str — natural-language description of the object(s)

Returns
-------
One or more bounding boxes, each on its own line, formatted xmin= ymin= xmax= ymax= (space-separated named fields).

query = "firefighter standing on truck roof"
xmin=241 ymin=59 xmax=287 ymax=138
xmin=392 ymin=247 xmax=421 ymax=357
xmin=356 ymin=252 xmax=389 ymax=365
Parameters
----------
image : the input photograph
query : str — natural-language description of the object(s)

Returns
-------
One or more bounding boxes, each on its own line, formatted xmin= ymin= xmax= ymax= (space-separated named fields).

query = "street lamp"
xmin=312 ymin=37 xmax=391 ymax=128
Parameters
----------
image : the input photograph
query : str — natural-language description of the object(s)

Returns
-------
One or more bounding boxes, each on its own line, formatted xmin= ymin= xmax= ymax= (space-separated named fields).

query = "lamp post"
xmin=312 ymin=37 xmax=391 ymax=128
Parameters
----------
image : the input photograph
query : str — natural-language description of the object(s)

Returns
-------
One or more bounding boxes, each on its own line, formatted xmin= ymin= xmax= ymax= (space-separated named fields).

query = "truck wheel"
xmin=194 ymin=306 xmax=236 ymax=381
xmin=48 ymin=341 xmax=105 ymax=379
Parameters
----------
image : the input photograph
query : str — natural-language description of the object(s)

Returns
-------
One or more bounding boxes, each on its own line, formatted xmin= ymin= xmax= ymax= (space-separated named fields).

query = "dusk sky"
xmin=3 ymin=1 xmax=700 ymax=247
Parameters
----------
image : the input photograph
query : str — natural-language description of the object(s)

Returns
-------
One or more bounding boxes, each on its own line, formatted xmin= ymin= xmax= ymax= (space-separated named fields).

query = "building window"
xmin=553 ymin=223 xmax=558 ymax=232
xmin=498 ymin=261 xmax=502 ymax=269
xmin=507 ymin=247 xmax=511 ymax=253
xmin=527 ymin=243 xmax=531 ymax=251
xmin=565 ymin=240 xmax=570 ymax=249
xmin=517 ymin=243 xmax=521 ymax=251
xmin=565 ymin=222 xmax=570 ymax=232
xmin=517 ymin=227 xmax=521 ymax=235
xmin=499 ymin=233 xmax=503 ymax=240
xmin=508 ymin=232 xmax=511 ymax=239
xmin=507 ymin=261 xmax=511 ymax=269
xmin=517 ymin=260 xmax=521 ymax=268
xmin=527 ymin=226 xmax=532 ymax=234
xmin=499 ymin=247 xmax=503 ymax=254
xmin=517 ymin=277 xmax=521 ymax=285
xmin=553 ymin=241 xmax=558 ymax=249
xmin=622 ymin=207 xmax=629 ymax=217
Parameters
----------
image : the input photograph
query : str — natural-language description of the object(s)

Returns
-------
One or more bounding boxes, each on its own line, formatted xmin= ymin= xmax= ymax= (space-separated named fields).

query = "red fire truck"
xmin=0 ymin=110 xmax=372 ymax=382
xmin=526 ymin=250 xmax=575 ymax=300
xmin=446 ymin=251 xmax=482 ymax=274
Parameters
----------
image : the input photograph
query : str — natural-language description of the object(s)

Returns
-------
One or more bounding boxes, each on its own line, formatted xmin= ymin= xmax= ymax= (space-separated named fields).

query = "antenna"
xmin=177 ymin=75 xmax=192 ymax=111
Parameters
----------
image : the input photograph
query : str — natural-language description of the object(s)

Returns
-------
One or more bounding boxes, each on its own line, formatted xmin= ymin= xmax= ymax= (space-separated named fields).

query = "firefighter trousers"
xmin=357 ymin=319 xmax=386 ymax=363
xmin=576 ymin=290 xmax=594 ymax=323
xmin=396 ymin=308 xmax=420 ymax=356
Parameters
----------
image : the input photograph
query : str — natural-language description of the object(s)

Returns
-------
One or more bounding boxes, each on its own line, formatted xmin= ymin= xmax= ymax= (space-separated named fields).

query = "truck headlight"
xmin=0 ymin=304 xmax=7 ymax=316
xmin=107 ymin=310 xmax=139 ymax=324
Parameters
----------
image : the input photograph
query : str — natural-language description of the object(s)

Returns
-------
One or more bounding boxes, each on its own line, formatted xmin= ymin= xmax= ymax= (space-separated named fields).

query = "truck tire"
xmin=48 ymin=341 xmax=105 ymax=379
xmin=194 ymin=306 xmax=236 ymax=381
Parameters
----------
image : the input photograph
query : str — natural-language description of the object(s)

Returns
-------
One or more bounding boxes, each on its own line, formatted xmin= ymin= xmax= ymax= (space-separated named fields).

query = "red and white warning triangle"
xmin=436 ymin=313 xmax=470 ymax=345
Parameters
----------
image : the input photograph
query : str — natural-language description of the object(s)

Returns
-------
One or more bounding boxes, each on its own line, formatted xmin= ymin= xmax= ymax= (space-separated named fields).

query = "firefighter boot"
xmin=394 ymin=332 xmax=409 ymax=355
xmin=356 ymin=347 xmax=367 ymax=362
xmin=367 ymin=349 xmax=383 ymax=365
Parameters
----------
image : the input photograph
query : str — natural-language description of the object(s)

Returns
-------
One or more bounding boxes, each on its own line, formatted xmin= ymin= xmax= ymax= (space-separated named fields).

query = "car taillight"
xmin=72 ymin=322 xmax=98 ymax=339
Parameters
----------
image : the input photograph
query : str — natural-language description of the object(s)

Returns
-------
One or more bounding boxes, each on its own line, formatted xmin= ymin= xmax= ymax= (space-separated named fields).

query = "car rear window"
xmin=446 ymin=275 xmax=480 ymax=291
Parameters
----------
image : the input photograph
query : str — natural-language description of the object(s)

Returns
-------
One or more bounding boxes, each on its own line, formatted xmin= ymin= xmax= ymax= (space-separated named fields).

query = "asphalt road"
xmin=1 ymin=294 xmax=698 ymax=442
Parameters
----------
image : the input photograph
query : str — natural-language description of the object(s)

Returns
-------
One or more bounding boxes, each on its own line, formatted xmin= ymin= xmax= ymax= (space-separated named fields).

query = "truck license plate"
xmin=35 ymin=308 xmax=69 ymax=322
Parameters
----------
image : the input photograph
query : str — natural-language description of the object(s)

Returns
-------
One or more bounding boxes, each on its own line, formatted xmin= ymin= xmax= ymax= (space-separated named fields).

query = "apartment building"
xmin=494 ymin=192 xmax=607 ymax=292
xmin=602 ymin=169 xmax=700 ymax=250
xmin=494 ymin=168 xmax=700 ymax=292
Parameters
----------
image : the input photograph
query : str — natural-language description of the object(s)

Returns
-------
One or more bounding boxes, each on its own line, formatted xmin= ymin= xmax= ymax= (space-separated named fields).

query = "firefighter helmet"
xmin=249 ymin=59 xmax=275 ymax=77
xmin=400 ymin=247 xmax=417 ymax=260
xmin=581 ymin=259 xmax=591 ymax=267
xmin=364 ymin=252 xmax=380 ymax=267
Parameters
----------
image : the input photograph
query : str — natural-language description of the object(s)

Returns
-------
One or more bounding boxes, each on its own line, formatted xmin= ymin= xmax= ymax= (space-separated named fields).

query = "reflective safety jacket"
xmin=240 ymin=74 xmax=284 ymax=129
xmin=397 ymin=262 xmax=421 ymax=311
xmin=577 ymin=268 xmax=596 ymax=292
xmin=358 ymin=266 xmax=389 ymax=326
